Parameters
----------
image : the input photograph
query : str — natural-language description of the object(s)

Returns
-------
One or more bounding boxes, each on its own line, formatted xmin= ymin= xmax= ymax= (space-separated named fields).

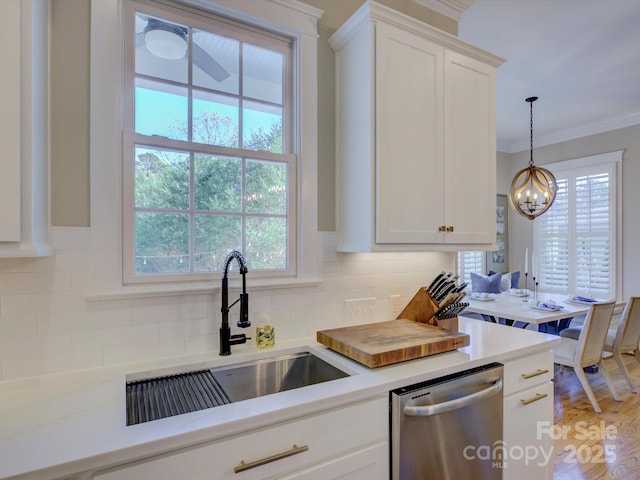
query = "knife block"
xmin=396 ymin=287 xmax=459 ymax=332
xmin=396 ymin=287 xmax=438 ymax=325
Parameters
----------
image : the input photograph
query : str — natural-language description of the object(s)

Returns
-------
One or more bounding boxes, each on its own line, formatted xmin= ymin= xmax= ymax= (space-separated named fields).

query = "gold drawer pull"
xmin=521 ymin=393 xmax=548 ymax=406
xmin=446 ymin=226 xmax=454 ymax=232
xmin=438 ymin=225 xmax=446 ymax=232
xmin=234 ymin=444 xmax=309 ymax=473
xmin=521 ymin=368 xmax=549 ymax=379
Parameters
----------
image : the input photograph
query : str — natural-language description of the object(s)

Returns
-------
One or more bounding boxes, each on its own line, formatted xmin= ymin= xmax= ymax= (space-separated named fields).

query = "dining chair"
xmin=561 ymin=296 xmax=640 ymax=395
xmin=552 ymin=300 xmax=619 ymax=413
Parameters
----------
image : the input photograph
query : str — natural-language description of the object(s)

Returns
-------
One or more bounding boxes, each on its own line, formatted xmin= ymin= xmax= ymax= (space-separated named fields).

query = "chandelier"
xmin=508 ymin=96 xmax=557 ymax=220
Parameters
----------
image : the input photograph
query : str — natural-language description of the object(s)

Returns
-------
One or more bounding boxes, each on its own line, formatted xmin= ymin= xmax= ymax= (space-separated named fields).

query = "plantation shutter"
xmin=535 ymin=160 xmax=616 ymax=298
xmin=574 ymin=170 xmax=612 ymax=297
xmin=457 ymin=251 xmax=485 ymax=286
xmin=537 ymin=177 xmax=569 ymax=291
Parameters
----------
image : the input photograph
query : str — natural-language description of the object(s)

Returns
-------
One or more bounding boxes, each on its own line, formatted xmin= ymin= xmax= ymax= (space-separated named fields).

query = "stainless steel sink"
xmin=126 ymin=351 xmax=350 ymax=425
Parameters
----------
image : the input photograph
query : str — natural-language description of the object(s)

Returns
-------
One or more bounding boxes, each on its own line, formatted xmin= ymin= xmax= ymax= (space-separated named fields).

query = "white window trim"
xmin=534 ymin=150 xmax=623 ymax=300
xmin=89 ymin=0 xmax=322 ymax=299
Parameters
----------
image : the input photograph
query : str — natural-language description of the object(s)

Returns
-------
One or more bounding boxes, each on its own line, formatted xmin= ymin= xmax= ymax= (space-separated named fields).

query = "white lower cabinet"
xmin=502 ymin=350 xmax=554 ymax=480
xmin=93 ymin=396 xmax=388 ymax=480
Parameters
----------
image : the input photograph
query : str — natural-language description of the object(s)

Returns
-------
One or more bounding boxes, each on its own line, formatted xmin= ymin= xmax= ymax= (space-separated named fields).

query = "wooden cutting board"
xmin=316 ymin=319 xmax=470 ymax=368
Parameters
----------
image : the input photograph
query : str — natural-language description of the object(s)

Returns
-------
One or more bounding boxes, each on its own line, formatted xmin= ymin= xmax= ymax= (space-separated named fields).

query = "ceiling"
xmin=457 ymin=0 xmax=640 ymax=153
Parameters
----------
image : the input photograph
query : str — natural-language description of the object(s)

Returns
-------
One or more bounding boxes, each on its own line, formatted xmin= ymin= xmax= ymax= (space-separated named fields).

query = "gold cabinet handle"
xmin=521 ymin=368 xmax=549 ymax=379
xmin=520 ymin=393 xmax=548 ymax=406
xmin=446 ymin=226 xmax=454 ymax=232
xmin=234 ymin=444 xmax=309 ymax=473
xmin=438 ymin=225 xmax=446 ymax=232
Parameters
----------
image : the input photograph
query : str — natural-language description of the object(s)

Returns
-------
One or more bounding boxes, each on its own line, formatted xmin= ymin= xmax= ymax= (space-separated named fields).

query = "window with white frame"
xmin=457 ymin=251 xmax=485 ymax=287
xmin=122 ymin=0 xmax=296 ymax=283
xmin=534 ymin=151 xmax=622 ymax=299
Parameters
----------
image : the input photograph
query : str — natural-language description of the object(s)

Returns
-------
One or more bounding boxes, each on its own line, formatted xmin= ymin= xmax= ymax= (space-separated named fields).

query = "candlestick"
xmin=524 ymin=247 xmax=528 ymax=275
xmin=532 ymin=252 xmax=536 ymax=279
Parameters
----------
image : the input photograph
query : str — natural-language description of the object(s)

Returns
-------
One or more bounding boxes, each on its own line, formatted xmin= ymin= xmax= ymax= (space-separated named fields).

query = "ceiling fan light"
xmin=144 ymin=23 xmax=187 ymax=60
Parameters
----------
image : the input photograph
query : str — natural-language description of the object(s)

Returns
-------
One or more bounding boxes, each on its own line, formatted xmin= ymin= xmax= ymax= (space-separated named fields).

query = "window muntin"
xmin=124 ymin=0 xmax=295 ymax=283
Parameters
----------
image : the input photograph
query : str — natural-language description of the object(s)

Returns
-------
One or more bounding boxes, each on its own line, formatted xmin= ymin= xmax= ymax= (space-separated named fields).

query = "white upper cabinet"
xmin=330 ymin=1 xmax=504 ymax=252
xmin=0 ymin=0 xmax=52 ymax=257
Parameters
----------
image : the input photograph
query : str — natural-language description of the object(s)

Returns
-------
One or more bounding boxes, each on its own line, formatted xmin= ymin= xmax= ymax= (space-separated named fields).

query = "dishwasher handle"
xmin=403 ymin=378 xmax=503 ymax=417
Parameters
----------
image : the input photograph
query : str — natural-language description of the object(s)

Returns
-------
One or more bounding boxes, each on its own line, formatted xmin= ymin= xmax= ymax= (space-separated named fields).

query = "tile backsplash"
xmin=0 ymin=228 xmax=454 ymax=381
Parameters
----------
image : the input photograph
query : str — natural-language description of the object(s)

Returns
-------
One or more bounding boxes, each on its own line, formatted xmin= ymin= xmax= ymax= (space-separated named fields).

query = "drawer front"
xmin=94 ymin=396 xmax=387 ymax=480
xmin=503 ymin=381 xmax=554 ymax=480
xmin=503 ymin=350 xmax=553 ymax=395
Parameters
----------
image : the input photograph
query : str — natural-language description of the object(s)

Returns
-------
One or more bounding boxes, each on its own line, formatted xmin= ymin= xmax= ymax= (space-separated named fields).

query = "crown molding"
xmin=411 ymin=0 xmax=475 ymax=22
xmin=499 ymin=111 xmax=640 ymax=153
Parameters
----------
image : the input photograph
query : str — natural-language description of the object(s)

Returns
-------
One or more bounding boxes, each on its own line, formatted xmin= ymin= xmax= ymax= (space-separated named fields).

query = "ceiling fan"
xmin=136 ymin=15 xmax=231 ymax=82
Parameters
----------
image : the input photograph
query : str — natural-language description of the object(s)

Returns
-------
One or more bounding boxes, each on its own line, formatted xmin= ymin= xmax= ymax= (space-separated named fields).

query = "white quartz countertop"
xmin=0 ymin=317 xmax=559 ymax=480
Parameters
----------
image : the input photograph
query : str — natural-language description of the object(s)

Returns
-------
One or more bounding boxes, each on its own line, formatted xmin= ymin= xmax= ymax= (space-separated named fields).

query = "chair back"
xmin=614 ymin=296 xmax=640 ymax=353
xmin=575 ymin=300 xmax=616 ymax=367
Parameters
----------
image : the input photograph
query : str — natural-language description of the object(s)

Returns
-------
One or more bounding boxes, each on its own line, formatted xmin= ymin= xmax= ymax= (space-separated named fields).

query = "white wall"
xmin=0 ymin=229 xmax=454 ymax=381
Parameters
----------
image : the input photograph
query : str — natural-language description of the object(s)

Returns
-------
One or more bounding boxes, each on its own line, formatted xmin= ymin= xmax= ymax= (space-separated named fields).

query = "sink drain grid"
xmin=126 ymin=370 xmax=231 ymax=425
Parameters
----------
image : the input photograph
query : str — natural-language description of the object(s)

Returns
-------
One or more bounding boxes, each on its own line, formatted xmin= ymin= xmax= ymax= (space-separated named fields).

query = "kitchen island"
xmin=0 ymin=317 xmax=558 ymax=480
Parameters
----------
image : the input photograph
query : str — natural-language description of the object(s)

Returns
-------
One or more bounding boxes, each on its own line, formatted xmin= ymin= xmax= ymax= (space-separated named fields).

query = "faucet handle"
xmin=237 ymin=292 xmax=251 ymax=327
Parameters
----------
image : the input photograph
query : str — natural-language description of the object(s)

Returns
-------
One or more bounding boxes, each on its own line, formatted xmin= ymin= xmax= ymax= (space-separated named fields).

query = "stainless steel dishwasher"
xmin=390 ymin=363 xmax=504 ymax=480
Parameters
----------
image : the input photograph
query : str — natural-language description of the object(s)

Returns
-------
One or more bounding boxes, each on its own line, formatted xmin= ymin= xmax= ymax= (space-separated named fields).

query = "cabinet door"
xmin=503 ymin=381 xmax=554 ymax=480
xmin=280 ymin=442 xmax=387 ymax=480
xmin=375 ymin=22 xmax=445 ymax=244
xmin=443 ymin=50 xmax=496 ymax=244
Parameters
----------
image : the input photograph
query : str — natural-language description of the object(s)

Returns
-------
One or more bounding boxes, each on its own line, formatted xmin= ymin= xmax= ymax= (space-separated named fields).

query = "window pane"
xmin=245 ymin=160 xmax=286 ymax=214
xmin=135 ymin=14 xmax=188 ymax=84
xmin=246 ymin=217 xmax=287 ymax=270
xmin=192 ymin=30 xmax=238 ymax=94
xmin=243 ymin=44 xmax=283 ymax=104
xmin=136 ymin=78 xmax=188 ymax=139
xmin=194 ymin=215 xmax=242 ymax=272
xmin=243 ymin=101 xmax=282 ymax=152
xmin=135 ymin=212 xmax=189 ymax=273
xmin=135 ymin=147 xmax=189 ymax=209
xmin=194 ymin=155 xmax=242 ymax=211
xmin=192 ymin=90 xmax=239 ymax=147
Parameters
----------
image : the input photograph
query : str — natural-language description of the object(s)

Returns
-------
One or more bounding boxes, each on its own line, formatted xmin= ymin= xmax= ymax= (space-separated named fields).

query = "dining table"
xmin=463 ymin=291 xmax=595 ymax=331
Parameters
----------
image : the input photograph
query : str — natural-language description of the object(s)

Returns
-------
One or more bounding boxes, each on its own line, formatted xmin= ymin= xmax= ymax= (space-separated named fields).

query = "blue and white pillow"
xmin=470 ymin=272 xmax=502 ymax=293
xmin=489 ymin=270 xmax=521 ymax=291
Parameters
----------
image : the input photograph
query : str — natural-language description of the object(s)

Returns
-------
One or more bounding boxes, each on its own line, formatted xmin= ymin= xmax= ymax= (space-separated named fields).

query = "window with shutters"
xmin=534 ymin=151 xmax=622 ymax=299
xmin=457 ymin=251 xmax=485 ymax=287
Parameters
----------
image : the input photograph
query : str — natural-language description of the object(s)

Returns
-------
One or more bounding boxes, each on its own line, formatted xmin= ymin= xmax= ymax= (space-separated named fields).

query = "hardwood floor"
xmin=552 ymin=353 xmax=640 ymax=479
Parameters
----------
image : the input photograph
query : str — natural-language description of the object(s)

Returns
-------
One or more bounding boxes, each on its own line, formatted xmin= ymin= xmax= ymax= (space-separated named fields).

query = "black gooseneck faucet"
xmin=220 ymin=250 xmax=251 ymax=356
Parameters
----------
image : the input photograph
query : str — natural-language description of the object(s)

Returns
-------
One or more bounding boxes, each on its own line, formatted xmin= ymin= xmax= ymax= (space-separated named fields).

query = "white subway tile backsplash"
xmin=158 ymin=317 xmax=215 ymax=340
xmin=0 ymin=333 xmax=73 ymax=360
xmin=72 ymin=323 xmax=159 ymax=350
xmin=0 ymin=271 xmax=73 ymax=295
xmin=0 ymin=315 xmax=38 ymax=337
xmin=102 ymin=338 xmax=186 ymax=366
xmin=0 ymin=228 xmax=454 ymax=381
xmin=131 ymin=296 xmax=209 ymax=325
xmin=1 ymin=291 xmax=86 ymax=316
xmin=1 ymin=349 xmax=103 ymax=380
xmin=185 ymin=334 xmax=217 ymax=354
xmin=38 ymin=308 xmax=132 ymax=334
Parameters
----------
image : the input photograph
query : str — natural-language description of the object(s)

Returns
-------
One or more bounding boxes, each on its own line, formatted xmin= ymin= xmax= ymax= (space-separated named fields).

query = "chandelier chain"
xmin=529 ymin=97 xmax=535 ymax=167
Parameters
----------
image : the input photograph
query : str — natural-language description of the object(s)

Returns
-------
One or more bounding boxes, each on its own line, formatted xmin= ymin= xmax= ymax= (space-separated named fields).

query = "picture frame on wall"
xmin=487 ymin=194 xmax=508 ymax=273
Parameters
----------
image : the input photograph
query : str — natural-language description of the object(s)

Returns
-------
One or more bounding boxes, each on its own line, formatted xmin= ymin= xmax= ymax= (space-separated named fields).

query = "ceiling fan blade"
xmin=193 ymin=43 xmax=231 ymax=82
xmin=135 ymin=32 xmax=145 ymax=49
